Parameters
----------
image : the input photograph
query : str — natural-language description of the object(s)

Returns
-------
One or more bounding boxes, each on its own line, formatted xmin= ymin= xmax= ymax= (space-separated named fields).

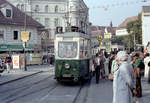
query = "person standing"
xmin=104 ymin=54 xmax=109 ymax=78
xmin=94 ymin=53 xmax=101 ymax=84
xmin=109 ymin=52 xmax=115 ymax=74
xmin=113 ymin=51 xmax=136 ymax=103
xmin=144 ymin=53 xmax=150 ymax=81
xmin=111 ymin=55 xmax=119 ymax=73
xmin=99 ymin=51 xmax=105 ymax=79
xmin=131 ymin=53 xmax=142 ymax=97
xmin=5 ymin=61 xmax=10 ymax=73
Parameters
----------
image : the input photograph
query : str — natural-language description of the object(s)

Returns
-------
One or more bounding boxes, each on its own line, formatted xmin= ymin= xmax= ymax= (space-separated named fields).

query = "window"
xmin=16 ymin=4 xmax=20 ymax=9
xmin=0 ymin=30 xmax=4 ymax=39
xmin=35 ymin=18 xmax=40 ymax=22
xmin=55 ymin=5 xmax=58 ymax=13
xmin=45 ymin=5 xmax=48 ymax=13
xmin=21 ymin=4 xmax=24 ymax=11
xmin=80 ymin=38 xmax=89 ymax=58
xmin=13 ymin=31 xmax=18 ymax=40
xmin=45 ymin=18 xmax=49 ymax=27
xmin=54 ymin=18 xmax=58 ymax=27
xmin=35 ymin=5 xmax=39 ymax=12
xmin=58 ymin=42 xmax=77 ymax=58
xmin=6 ymin=9 xmax=11 ymax=17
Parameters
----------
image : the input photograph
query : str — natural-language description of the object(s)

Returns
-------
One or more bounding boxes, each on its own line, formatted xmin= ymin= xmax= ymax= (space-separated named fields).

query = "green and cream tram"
xmin=54 ymin=32 xmax=92 ymax=82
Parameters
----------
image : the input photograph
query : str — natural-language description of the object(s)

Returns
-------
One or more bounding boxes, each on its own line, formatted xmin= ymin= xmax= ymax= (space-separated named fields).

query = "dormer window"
xmin=55 ymin=5 xmax=58 ymax=13
xmin=35 ymin=5 xmax=39 ymax=12
xmin=21 ymin=4 xmax=24 ymax=11
xmin=6 ymin=9 xmax=11 ymax=17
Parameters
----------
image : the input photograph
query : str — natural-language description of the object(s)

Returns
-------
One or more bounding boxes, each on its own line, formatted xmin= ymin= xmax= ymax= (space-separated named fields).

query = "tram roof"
xmin=56 ymin=32 xmax=90 ymax=39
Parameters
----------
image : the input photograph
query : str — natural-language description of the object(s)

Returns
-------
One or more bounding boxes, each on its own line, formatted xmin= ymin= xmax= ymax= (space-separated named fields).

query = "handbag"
xmin=108 ymin=73 xmax=114 ymax=80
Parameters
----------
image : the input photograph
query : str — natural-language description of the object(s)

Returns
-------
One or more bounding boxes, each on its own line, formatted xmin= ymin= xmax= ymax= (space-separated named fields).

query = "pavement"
xmin=0 ymin=64 xmax=54 ymax=85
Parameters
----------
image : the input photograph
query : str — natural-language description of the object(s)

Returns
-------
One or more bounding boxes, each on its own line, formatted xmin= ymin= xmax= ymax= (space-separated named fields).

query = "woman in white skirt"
xmin=144 ymin=53 xmax=150 ymax=81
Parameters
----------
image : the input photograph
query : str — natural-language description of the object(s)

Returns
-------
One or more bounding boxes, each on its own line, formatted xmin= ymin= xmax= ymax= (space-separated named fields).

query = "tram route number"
xmin=63 ymin=74 xmax=72 ymax=77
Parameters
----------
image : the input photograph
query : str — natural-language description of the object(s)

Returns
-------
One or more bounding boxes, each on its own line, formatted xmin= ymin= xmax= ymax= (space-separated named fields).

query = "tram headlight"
xmin=73 ymin=68 xmax=76 ymax=72
xmin=65 ymin=63 xmax=70 ymax=69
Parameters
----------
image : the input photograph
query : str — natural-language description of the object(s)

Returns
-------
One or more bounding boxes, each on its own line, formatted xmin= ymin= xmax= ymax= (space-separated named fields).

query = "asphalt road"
xmin=0 ymin=66 xmax=150 ymax=103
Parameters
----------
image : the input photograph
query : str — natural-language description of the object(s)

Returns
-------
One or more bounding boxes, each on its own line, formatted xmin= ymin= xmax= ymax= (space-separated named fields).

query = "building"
xmin=0 ymin=0 xmax=44 ymax=53
xmin=7 ymin=0 xmax=89 ymax=53
xmin=142 ymin=6 xmax=150 ymax=47
xmin=90 ymin=22 xmax=116 ymax=55
xmin=116 ymin=16 xmax=138 ymax=36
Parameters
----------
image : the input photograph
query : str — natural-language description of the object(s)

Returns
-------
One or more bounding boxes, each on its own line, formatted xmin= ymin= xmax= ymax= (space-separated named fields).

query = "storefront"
xmin=0 ymin=44 xmax=34 ymax=52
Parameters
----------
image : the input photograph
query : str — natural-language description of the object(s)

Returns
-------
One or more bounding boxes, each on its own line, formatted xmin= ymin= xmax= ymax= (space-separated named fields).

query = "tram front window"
xmin=58 ymin=42 xmax=77 ymax=58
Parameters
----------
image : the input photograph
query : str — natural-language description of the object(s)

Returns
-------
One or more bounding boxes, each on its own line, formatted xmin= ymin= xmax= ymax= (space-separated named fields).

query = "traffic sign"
xmin=104 ymin=33 xmax=112 ymax=39
xmin=21 ymin=31 xmax=30 ymax=42
xmin=97 ymin=35 xmax=102 ymax=41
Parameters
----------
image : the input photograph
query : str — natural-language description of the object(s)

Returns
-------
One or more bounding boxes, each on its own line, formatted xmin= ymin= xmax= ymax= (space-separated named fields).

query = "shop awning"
xmin=0 ymin=44 xmax=34 ymax=51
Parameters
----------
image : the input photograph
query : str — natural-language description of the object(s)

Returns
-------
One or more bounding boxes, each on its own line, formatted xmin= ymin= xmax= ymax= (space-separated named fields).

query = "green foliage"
xmin=126 ymin=14 xmax=142 ymax=49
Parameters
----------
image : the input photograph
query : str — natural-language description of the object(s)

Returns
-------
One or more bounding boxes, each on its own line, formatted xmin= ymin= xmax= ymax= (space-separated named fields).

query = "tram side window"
xmin=80 ymin=38 xmax=89 ymax=58
xmin=80 ymin=39 xmax=84 ymax=58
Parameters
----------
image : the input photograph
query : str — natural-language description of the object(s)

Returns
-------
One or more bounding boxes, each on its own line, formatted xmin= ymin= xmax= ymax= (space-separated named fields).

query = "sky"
xmin=84 ymin=0 xmax=150 ymax=27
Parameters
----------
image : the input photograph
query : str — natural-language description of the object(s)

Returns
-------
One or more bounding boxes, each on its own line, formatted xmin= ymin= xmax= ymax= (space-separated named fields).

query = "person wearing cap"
xmin=113 ymin=51 xmax=136 ymax=103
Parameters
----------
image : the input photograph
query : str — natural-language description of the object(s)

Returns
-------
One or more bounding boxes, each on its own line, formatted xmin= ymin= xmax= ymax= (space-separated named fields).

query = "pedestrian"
xmin=108 ymin=55 xmax=119 ymax=80
xmin=144 ymin=53 xmax=150 ymax=83
xmin=113 ymin=51 xmax=136 ymax=103
xmin=98 ymin=50 xmax=105 ymax=79
xmin=104 ymin=54 xmax=109 ymax=78
xmin=94 ymin=53 xmax=101 ymax=84
xmin=5 ymin=61 xmax=10 ymax=73
xmin=108 ymin=51 xmax=115 ymax=74
xmin=131 ymin=52 xmax=142 ymax=97
xmin=111 ymin=55 xmax=119 ymax=73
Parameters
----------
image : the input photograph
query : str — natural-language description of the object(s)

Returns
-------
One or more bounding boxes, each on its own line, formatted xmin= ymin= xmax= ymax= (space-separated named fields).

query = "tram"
xmin=54 ymin=31 xmax=92 ymax=82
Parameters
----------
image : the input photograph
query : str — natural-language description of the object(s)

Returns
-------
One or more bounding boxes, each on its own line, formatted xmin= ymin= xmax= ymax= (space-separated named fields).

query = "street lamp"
xmin=24 ymin=0 xmax=27 ymax=71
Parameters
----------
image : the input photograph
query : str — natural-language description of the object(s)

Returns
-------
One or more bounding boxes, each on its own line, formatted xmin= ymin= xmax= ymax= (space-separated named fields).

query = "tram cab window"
xmin=58 ymin=42 xmax=77 ymax=58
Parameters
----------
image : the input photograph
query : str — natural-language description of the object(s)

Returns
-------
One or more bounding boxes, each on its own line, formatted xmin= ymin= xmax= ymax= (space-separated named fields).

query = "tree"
xmin=126 ymin=14 xmax=142 ymax=50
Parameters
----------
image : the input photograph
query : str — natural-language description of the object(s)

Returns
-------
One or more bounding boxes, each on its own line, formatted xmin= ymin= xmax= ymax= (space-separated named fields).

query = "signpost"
xmin=21 ymin=31 xmax=30 ymax=71
xmin=104 ymin=31 xmax=112 ymax=53
xmin=97 ymin=35 xmax=103 ymax=46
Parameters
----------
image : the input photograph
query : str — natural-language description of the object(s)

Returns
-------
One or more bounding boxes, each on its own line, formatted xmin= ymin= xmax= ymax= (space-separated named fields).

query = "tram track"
xmin=0 ymin=73 xmax=56 ymax=103
xmin=72 ymin=79 xmax=91 ymax=103
xmin=6 ymin=82 xmax=58 ymax=103
xmin=0 ymin=74 xmax=53 ymax=94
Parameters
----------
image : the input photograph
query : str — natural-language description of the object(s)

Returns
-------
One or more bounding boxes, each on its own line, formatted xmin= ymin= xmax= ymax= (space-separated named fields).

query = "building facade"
xmin=7 ymin=0 xmax=89 ymax=52
xmin=116 ymin=16 xmax=138 ymax=36
xmin=142 ymin=6 xmax=150 ymax=47
xmin=0 ymin=0 xmax=44 ymax=52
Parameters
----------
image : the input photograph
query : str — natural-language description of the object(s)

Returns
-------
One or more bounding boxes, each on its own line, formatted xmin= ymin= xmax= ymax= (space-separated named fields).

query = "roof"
xmin=142 ymin=6 xmax=150 ymax=13
xmin=117 ymin=16 xmax=138 ymax=29
xmin=0 ymin=0 xmax=44 ymax=28
xmin=90 ymin=26 xmax=116 ymax=37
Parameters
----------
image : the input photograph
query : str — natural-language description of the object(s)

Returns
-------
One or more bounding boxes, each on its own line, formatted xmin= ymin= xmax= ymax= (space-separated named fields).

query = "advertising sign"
xmin=21 ymin=31 xmax=30 ymax=42
xmin=104 ymin=33 xmax=112 ymax=39
xmin=12 ymin=55 xmax=20 ymax=69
